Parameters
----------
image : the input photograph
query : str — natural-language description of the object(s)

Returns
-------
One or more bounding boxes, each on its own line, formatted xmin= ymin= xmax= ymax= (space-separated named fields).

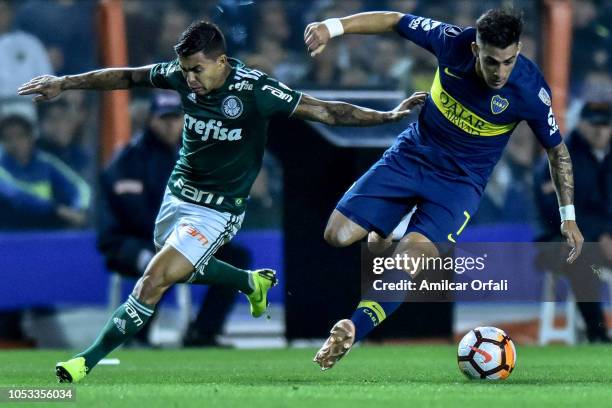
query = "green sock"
xmin=190 ymin=256 xmax=254 ymax=294
xmin=76 ymin=295 xmax=154 ymax=372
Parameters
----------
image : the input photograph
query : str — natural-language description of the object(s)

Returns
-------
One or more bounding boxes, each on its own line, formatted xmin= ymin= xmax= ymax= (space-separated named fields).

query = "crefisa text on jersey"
xmin=229 ymin=80 xmax=253 ymax=91
xmin=184 ymin=113 xmax=242 ymax=141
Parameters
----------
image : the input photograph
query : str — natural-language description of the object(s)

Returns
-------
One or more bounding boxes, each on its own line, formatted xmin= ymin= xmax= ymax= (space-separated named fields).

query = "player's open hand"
xmin=17 ymin=75 xmax=64 ymax=102
xmin=386 ymin=91 xmax=428 ymax=122
xmin=561 ymin=220 xmax=584 ymax=263
xmin=304 ymin=22 xmax=331 ymax=57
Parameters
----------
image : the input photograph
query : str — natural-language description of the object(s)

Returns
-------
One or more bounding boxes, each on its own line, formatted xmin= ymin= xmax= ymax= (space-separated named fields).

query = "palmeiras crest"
xmin=221 ymin=96 xmax=243 ymax=119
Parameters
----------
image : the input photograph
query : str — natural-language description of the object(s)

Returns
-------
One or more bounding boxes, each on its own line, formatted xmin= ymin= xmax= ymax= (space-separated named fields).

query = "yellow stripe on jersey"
xmin=357 ymin=300 xmax=387 ymax=325
xmin=430 ymin=69 xmax=517 ymax=136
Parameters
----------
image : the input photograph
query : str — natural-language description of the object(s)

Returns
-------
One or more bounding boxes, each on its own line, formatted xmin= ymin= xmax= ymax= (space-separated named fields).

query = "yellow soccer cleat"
xmin=55 ymin=357 xmax=87 ymax=383
xmin=246 ymin=269 xmax=278 ymax=318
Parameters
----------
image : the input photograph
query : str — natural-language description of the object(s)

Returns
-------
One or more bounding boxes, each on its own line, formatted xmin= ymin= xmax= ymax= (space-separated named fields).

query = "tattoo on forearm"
xmin=294 ymin=95 xmax=386 ymax=126
xmin=325 ymin=101 xmax=385 ymax=126
xmin=63 ymin=67 xmax=153 ymax=91
xmin=547 ymin=143 xmax=574 ymax=206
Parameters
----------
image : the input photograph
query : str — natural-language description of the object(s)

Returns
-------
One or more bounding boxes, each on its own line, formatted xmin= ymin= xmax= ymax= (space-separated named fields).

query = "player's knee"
xmin=324 ymin=226 xmax=354 ymax=247
xmin=324 ymin=209 xmax=368 ymax=247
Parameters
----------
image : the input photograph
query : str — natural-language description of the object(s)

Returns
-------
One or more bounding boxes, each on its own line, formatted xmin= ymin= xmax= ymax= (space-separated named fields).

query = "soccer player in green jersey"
xmin=18 ymin=20 xmax=426 ymax=383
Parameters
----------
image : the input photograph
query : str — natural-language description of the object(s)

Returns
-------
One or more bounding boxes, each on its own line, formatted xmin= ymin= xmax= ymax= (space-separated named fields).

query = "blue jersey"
xmin=395 ymin=14 xmax=562 ymax=191
xmin=0 ymin=147 xmax=91 ymax=229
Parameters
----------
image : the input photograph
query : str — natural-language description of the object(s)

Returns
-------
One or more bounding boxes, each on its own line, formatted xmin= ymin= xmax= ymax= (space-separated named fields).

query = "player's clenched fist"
xmin=17 ymin=75 xmax=64 ymax=103
xmin=304 ymin=22 xmax=332 ymax=57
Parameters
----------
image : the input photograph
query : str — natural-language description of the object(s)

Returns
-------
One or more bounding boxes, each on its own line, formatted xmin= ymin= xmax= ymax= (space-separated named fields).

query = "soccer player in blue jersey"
xmin=305 ymin=9 xmax=585 ymax=370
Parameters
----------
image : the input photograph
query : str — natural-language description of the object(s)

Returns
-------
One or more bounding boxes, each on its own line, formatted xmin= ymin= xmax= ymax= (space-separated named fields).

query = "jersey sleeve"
xmin=396 ymin=14 xmax=465 ymax=58
xmin=149 ymin=60 xmax=183 ymax=90
xmin=254 ymin=75 xmax=302 ymax=118
xmin=525 ymin=82 xmax=563 ymax=148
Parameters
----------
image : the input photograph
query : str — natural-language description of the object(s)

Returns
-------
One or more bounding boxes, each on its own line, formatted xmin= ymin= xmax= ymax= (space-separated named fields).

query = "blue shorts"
xmin=336 ymin=126 xmax=482 ymax=244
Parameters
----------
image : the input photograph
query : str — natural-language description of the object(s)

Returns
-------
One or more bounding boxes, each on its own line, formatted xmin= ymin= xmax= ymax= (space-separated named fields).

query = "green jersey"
xmin=149 ymin=58 xmax=302 ymax=214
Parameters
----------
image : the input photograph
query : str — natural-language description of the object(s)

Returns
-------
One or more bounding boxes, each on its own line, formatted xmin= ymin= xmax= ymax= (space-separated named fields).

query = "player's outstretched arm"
xmin=17 ymin=66 xmax=155 ymax=102
xmin=292 ymin=91 xmax=427 ymax=127
xmin=305 ymin=12 xmax=403 ymax=57
xmin=546 ymin=142 xmax=584 ymax=263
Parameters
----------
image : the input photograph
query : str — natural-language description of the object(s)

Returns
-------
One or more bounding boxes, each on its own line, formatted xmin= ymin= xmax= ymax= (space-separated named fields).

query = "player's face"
xmin=178 ymin=52 xmax=229 ymax=95
xmin=472 ymin=41 xmax=521 ymax=89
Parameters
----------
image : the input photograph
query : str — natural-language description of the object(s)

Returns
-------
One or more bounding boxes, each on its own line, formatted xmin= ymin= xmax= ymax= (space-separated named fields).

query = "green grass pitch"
xmin=1 ymin=345 xmax=611 ymax=407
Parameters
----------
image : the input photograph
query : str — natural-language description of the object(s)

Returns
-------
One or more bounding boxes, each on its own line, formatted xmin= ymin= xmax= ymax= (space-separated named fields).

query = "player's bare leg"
xmin=368 ymin=212 xmax=412 ymax=254
xmin=395 ymin=231 xmax=439 ymax=276
xmin=367 ymin=231 xmax=393 ymax=254
xmin=56 ymin=246 xmax=193 ymax=383
xmin=314 ymin=231 xmax=438 ymax=370
xmin=132 ymin=245 xmax=194 ymax=305
xmin=323 ymin=209 xmax=368 ymax=247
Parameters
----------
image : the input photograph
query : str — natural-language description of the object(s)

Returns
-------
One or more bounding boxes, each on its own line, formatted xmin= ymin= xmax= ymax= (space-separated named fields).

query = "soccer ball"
xmin=457 ymin=326 xmax=517 ymax=380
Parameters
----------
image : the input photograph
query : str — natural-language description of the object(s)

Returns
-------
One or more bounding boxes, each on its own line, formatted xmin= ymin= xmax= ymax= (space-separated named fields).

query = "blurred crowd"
xmin=0 ymin=0 xmax=610 ymax=231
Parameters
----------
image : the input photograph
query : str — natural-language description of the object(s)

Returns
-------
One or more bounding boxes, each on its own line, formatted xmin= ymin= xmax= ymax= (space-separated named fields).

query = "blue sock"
xmin=351 ymin=268 xmax=408 ymax=342
xmin=351 ymin=300 xmax=402 ymax=342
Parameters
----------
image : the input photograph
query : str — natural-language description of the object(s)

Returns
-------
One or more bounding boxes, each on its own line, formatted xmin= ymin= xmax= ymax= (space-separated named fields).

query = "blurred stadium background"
xmin=0 ymin=0 xmax=610 ymax=352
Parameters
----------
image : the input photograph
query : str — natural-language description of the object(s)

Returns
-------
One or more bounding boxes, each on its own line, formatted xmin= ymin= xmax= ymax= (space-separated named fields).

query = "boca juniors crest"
xmin=491 ymin=95 xmax=509 ymax=114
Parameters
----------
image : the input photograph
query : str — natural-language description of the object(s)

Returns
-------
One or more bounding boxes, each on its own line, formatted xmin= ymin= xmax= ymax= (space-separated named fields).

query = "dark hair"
xmin=0 ymin=115 xmax=33 ymax=138
xmin=174 ymin=20 xmax=226 ymax=58
xmin=476 ymin=9 xmax=523 ymax=48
